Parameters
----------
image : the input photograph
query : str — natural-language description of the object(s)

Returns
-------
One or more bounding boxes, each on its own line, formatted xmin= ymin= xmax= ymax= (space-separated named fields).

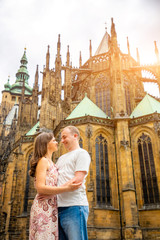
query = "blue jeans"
xmin=58 ymin=206 xmax=89 ymax=240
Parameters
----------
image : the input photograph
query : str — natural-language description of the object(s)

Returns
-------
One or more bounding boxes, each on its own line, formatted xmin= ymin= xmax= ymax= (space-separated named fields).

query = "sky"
xmin=0 ymin=0 xmax=160 ymax=100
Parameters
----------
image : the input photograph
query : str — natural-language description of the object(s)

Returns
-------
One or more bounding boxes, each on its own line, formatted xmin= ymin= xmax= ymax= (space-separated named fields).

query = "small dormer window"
xmin=12 ymin=96 xmax=16 ymax=101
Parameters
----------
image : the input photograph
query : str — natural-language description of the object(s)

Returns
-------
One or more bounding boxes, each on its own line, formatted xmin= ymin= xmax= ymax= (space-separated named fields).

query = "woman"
xmin=29 ymin=132 xmax=81 ymax=240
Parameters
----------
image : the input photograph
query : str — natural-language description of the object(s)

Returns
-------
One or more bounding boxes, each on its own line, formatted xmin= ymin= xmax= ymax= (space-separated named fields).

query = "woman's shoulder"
xmin=37 ymin=157 xmax=49 ymax=167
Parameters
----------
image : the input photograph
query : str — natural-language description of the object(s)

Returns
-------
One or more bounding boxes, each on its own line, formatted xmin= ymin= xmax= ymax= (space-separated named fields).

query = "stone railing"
xmin=54 ymin=115 xmax=114 ymax=136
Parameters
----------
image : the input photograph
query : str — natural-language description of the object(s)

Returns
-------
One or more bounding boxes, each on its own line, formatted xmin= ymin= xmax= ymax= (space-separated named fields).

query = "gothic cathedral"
xmin=0 ymin=18 xmax=160 ymax=240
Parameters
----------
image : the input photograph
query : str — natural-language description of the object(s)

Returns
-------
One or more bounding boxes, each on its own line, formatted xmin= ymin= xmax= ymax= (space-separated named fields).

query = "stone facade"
xmin=0 ymin=18 xmax=160 ymax=239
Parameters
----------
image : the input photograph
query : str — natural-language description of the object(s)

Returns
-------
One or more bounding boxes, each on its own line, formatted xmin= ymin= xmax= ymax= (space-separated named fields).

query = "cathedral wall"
xmin=0 ymin=141 xmax=34 ymax=239
xmin=130 ymin=122 xmax=160 ymax=239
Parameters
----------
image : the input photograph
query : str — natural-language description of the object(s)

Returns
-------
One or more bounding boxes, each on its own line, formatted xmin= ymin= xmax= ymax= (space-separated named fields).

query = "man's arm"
xmin=72 ymin=171 xmax=87 ymax=183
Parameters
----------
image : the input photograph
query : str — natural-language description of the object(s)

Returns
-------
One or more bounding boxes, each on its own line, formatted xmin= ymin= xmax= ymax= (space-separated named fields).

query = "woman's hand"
xmin=65 ymin=180 xmax=82 ymax=192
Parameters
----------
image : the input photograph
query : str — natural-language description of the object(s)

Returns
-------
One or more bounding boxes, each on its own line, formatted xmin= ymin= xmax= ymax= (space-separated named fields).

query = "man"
xmin=56 ymin=125 xmax=91 ymax=240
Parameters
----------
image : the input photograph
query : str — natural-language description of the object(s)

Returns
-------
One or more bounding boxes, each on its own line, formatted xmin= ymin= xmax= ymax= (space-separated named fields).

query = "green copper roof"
xmin=26 ymin=121 xmax=39 ymax=136
xmin=66 ymin=95 xmax=108 ymax=119
xmin=130 ymin=94 xmax=160 ymax=118
xmin=4 ymin=78 xmax=11 ymax=91
xmin=15 ymin=49 xmax=30 ymax=85
xmin=3 ymin=49 xmax=32 ymax=95
xmin=10 ymin=82 xmax=32 ymax=95
xmin=21 ymin=50 xmax=28 ymax=64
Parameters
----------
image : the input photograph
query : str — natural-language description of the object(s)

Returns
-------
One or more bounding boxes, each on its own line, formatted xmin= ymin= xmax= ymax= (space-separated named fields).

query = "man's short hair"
xmin=63 ymin=125 xmax=80 ymax=140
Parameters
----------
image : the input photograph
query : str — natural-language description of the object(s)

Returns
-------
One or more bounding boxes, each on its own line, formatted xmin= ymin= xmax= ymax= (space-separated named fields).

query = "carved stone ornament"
xmin=120 ymin=139 xmax=129 ymax=149
xmin=85 ymin=124 xmax=93 ymax=138
xmin=154 ymin=121 xmax=160 ymax=137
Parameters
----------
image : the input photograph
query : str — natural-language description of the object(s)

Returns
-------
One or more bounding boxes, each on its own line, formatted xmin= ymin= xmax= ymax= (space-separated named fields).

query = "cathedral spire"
xmin=55 ymin=34 xmax=62 ymax=72
xmin=79 ymin=51 xmax=82 ymax=67
xmin=110 ymin=18 xmax=118 ymax=48
xmin=16 ymin=48 xmax=29 ymax=84
xmin=154 ymin=41 xmax=160 ymax=64
xmin=57 ymin=34 xmax=61 ymax=58
xmin=89 ymin=40 xmax=92 ymax=58
xmin=34 ymin=65 xmax=39 ymax=89
xmin=66 ymin=45 xmax=70 ymax=67
xmin=127 ymin=37 xmax=130 ymax=56
xmin=31 ymin=65 xmax=39 ymax=125
xmin=46 ymin=45 xmax=50 ymax=70
xmin=21 ymin=73 xmax=25 ymax=101
xmin=136 ymin=48 xmax=140 ymax=65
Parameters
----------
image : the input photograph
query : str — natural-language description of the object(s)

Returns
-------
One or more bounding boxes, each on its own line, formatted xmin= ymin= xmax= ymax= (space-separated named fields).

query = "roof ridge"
xmin=130 ymin=94 xmax=160 ymax=118
xmin=67 ymin=95 xmax=108 ymax=120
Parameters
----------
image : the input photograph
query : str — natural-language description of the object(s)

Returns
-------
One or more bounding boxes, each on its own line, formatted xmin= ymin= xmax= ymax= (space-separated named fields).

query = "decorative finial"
xmin=105 ymin=22 xmax=107 ymax=32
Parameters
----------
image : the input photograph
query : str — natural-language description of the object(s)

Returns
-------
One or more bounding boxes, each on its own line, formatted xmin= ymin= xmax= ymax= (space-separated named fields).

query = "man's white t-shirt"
xmin=56 ymin=148 xmax=91 ymax=207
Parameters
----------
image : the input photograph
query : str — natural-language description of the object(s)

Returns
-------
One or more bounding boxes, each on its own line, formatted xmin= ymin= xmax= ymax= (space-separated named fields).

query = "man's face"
xmin=61 ymin=128 xmax=76 ymax=151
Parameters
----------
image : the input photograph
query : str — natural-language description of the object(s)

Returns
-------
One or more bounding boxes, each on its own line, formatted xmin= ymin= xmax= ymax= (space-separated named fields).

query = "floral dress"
xmin=29 ymin=161 xmax=58 ymax=240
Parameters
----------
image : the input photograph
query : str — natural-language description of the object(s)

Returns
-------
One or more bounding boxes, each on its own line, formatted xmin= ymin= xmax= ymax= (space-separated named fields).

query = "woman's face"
xmin=47 ymin=137 xmax=58 ymax=152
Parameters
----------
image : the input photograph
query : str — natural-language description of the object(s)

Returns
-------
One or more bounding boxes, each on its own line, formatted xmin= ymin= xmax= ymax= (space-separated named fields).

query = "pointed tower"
xmin=31 ymin=65 xmax=39 ymax=125
xmin=89 ymin=40 xmax=92 ymax=58
xmin=0 ymin=49 xmax=32 ymax=130
xmin=79 ymin=51 xmax=82 ymax=68
xmin=46 ymin=45 xmax=50 ymax=71
xmin=16 ymin=50 xmax=38 ymax=136
xmin=154 ymin=41 xmax=160 ymax=64
xmin=66 ymin=45 xmax=70 ymax=67
xmin=63 ymin=45 xmax=72 ymax=115
xmin=109 ymin=19 xmax=142 ymax=239
xmin=40 ymin=36 xmax=63 ymax=130
xmin=64 ymin=45 xmax=72 ymax=101
xmin=55 ymin=34 xmax=62 ymax=102
xmin=136 ymin=47 xmax=140 ymax=65
xmin=10 ymin=49 xmax=32 ymax=98
xmin=109 ymin=18 xmax=126 ymax=116
xmin=127 ymin=37 xmax=130 ymax=56
xmin=110 ymin=17 xmax=118 ymax=51
xmin=15 ymin=48 xmax=29 ymax=85
xmin=0 ymin=49 xmax=33 ymax=137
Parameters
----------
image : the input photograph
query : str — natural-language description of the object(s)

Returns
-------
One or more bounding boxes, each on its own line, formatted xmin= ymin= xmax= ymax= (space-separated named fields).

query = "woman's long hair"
xmin=29 ymin=132 xmax=54 ymax=177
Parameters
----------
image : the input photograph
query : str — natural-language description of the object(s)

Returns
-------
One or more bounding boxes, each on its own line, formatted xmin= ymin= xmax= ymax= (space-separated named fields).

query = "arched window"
xmin=24 ymin=153 xmax=33 ymax=212
xmin=95 ymin=134 xmax=111 ymax=206
xmin=137 ymin=133 xmax=160 ymax=205
xmin=95 ymin=76 xmax=111 ymax=117
xmin=79 ymin=137 xmax=83 ymax=148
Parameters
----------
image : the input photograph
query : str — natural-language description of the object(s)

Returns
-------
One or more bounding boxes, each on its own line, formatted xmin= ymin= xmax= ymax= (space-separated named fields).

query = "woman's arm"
xmin=35 ymin=157 xmax=81 ymax=195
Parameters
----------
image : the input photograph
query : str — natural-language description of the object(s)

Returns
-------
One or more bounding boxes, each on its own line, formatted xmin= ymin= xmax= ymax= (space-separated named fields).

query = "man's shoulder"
xmin=57 ymin=148 xmax=90 ymax=161
xmin=75 ymin=148 xmax=89 ymax=154
xmin=77 ymin=148 xmax=91 ymax=159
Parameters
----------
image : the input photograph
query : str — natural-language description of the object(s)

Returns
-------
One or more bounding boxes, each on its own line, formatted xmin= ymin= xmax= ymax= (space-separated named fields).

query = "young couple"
xmin=29 ymin=126 xmax=91 ymax=240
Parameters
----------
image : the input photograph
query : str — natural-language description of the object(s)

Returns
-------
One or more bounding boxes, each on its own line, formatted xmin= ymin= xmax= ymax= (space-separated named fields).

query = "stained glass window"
xmin=95 ymin=77 xmax=111 ymax=117
xmin=137 ymin=133 xmax=160 ymax=205
xmin=95 ymin=134 xmax=111 ymax=206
